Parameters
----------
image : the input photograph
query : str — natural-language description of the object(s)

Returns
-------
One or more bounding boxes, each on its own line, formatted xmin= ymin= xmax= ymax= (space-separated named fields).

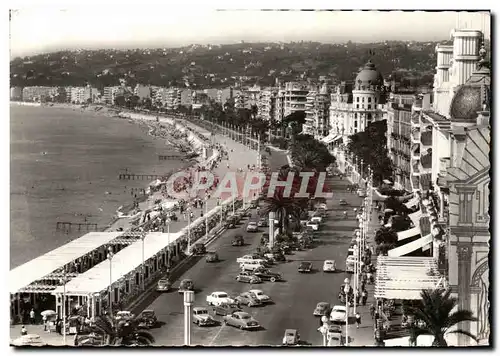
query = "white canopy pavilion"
xmin=9 ymin=231 xmax=123 ymax=295
xmin=374 ymin=256 xmax=441 ymax=300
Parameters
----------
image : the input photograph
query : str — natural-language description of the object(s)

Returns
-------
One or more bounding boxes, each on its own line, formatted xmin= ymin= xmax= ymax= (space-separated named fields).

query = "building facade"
xmin=22 ymin=86 xmax=57 ymax=102
xmin=257 ymin=87 xmax=277 ymax=121
xmin=302 ymin=83 xmax=330 ymax=138
xmin=10 ymin=87 xmax=23 ymax=101
xmin=283 ymin=81 xmax=308 ymax=117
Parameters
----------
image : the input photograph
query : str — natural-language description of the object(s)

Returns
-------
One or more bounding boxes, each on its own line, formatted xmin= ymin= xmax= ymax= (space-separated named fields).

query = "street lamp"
xmin=107 ymin=247 xmax=114 ymax=317
xmin=59 ymin=271 xmax=70 ymax=345
xmin=204 ymin=196 xmax=209 ymax=237
xmin=183 ymin=291 xmax=194 ymax=346
xmin=353 ymin=244 xmax=359 ymax=314
xmin=218 ymin=198 xmax=223 ymax=226
xmin=140 ymin=233 xmax=146 ymax=291
xmin=187 ymin=208 xmax=192 ymax=254
xmin=343 ymin=279 xmax=350 ymax=346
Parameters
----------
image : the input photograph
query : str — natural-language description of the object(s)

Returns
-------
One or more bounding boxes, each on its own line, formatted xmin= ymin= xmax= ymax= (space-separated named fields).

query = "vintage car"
xmin=236 ymin=271 xmax=262 ymax=284
xmin=310 ymin=213 xmax=324 ymax=224
xmin=206 ymin=291 xmax=236 ymax=306
xmin=323 ymin=260 xmax=337 ymax=272
xmin=205 ymin=251 xmax=219 ymax=263
xmin=212 ymin=303 xmax=242 ymax=316
xmin=232 ymin=235 xmax=245 ymax=246
xmin=330 ymin=305 xmax=347 ymax=323
xmin=257 ymin=217 xmax=268 ymax=227
xmin=223 ymin=312 xmax=260 ymax=330
xmin=339 ymin=199 xmax=348 ymax=206
xmin=236 ymin=254 xmax=266 ymax=264
xmin=298 ymin=261 xmax=313 ymax=273
xmin=178 ymin=279 xmax=194 ymax=293
xmin=282 ymin=329 xmax=300 ymax=346
xmin=252 ymin=267 xmax=282 ymax=282
xmin=136 ymin=310 xmax=157 ymax=328
xmin=313 ymin=302 xmax=331 ymax=317
xmin=246 ymin=221 xmax=259 ymax=232
xmin=248 ymin=289 xmax=271 ymax=303
xmin=235 ymin=292 xmax=262 ymax=307
xmin=192 ymin=307 xmax=217 ymax=326
xmin=191 ymin=243 xmax=206 ymax=255
xmin=224 ymin=216 xmax=238 ymax=229
xmin=327 ymin=325 xmax=343 ymax=346
xmin=114 ymin=311 xmax=135 ymax=321
xmin=156 ymin=277 xmax=171 ymax=292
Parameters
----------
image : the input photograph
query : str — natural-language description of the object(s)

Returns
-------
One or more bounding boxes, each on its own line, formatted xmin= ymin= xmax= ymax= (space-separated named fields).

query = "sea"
xmin=10 ymin=105 xmax=186 ymax=269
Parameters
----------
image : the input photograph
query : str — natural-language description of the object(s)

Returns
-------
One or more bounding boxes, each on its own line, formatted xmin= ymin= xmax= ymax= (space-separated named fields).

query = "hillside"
xmin=10 ymin=41 xmax=450 ymax=89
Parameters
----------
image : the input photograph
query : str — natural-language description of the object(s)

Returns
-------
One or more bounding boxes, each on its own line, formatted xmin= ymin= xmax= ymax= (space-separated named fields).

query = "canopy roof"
xmin=388 ymin=234 xmax=432 ymax=257
xmin=9 ymin=232 xmax=123 ymax=294
xmin=323 ymin=134 xmax=342 ymax=144
xmin=52 ymin=232 xmax=182 ymax=296
xmin=374 ymin=256 xmax=441 ymax=300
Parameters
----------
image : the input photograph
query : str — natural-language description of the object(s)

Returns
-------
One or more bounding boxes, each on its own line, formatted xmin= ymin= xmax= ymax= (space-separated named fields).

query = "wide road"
xmin=139 ymin=148 xmax=364 ymax=346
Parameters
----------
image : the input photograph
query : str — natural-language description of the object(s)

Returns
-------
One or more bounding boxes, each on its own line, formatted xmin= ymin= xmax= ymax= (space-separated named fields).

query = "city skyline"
xmin=10 ymin=9 xmax=490 ymax=58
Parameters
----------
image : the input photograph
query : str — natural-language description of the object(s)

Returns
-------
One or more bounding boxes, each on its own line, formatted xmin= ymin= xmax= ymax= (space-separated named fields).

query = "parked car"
xmin=225 ymin=216 xmax=238 ymax=229
xmin=205 ymin=251 xmax=219 ymax=263
xmin=323 ymin=260 xmax=337 ymax=272
xmin=240 ymin=260 xmax=267 ymax=271
xmin=282 ymin=329 xmax=300 ymax=346
xmin=235 ymin=292 xmax=262 ymax=307
xmin=327 ymin=325 xmax=343 ymax=346
xmin=192 ymin=307 xmax=217 ymax=326
xmin=115 ymin=311 xmax=134 ymax=321
xmin=236 ymin=271 xmax=262 ymax=284
xmin=212 ymin=303 xmax=242 ymax=316
xmin=191 ymin=243 xmax=206 ymax=255
xmin=318 ymin=203 xmax=328 ymax=211
xmin=339 ymin=199 xmax=348 ymax=206
xmin=236 ymin=254 xmax=265 ymax=264
xmin=306 ymin=221 xmax=319 ymax=231
xmin=206 ymin=291 xmax=236 ymax=306
xmin=252 ymin=267 xmax=282 ymax=282
xmin=156 ymin=277 xmax=171 ymax=292
xmin=136 ymin=310 xmax=157 ymax=328
xmin=178 ymin=279 xmax=194 ymax=293
xmin=310 ymin=213 xmax=324 ymax=223
xmin=246 ymin=221 xmax=259 ymax=232
xmin=223 ymin=312 xmax=260 ymax=330
xmin=330 ymin=305 xmax=347 ymax=323
xmin=298 ymin=261 xmax=313 ymax=273
xmin=313 ymin=302 xmax=331 ymax=317
xmin=232 ymin=235 xmax=245 ymax=246
xmin=257 ymin=218 xmax=268 ymax=227
xmin=248 ymin=289 xmax=271 ymax=303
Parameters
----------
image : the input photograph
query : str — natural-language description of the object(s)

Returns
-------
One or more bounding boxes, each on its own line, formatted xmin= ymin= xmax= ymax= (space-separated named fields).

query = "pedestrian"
xmin=21 ymin=325 xmax=27 ymax=336
xmin=43 ymin=314 xmax=48 ymax=331
xmin=29 ymin=309 xmax=35 ymax=324
xmin=370 ymin=304 xmax=375 ymax=319
xmin=355 ymin=312 xmax=361 ymax=328
xmin=362 ymin=290 xmax=368 ymax=306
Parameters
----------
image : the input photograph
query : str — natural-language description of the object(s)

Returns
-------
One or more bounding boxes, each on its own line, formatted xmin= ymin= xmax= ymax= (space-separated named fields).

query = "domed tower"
xmin=449 ymin=43 xmax=491 ymax=126
xmin=350 ymin=60 xmax=384 ymax=134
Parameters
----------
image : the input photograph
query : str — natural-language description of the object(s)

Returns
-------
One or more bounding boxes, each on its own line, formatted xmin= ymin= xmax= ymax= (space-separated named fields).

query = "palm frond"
xmin=408 ymin=325 xmax=429 ymax=346
xmin=446 ymin=329 xmax=478 ymax=344
xmin=444 ymin=310 xmax=477 ymax=329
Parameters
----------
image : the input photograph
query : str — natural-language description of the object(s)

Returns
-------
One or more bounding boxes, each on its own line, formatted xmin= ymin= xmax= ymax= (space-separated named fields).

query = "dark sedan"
xmin=252 ymin=267 xmax=282 ymax=282
xmin=212 ymin=303 xmax=242 ymax=316
xmin=298 ymin=261 xmax=313 ymax=273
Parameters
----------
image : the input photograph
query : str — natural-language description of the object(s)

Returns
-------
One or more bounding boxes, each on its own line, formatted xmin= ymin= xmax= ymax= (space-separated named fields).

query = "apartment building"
xmin=257 ymin=87 xmax=277 ymax=121
xmin=134 ymin=84 xmax=151 ymax=100
xmin=10 ymin=87 xmax=23 ymax=101
xmin=22 ymin=86 xmax=57 ymax=102
xmin=165 ymin=88 xmax=182 ymax=110
xmin=69 ymin=86 xmax=100 ymax=104
xmin=283 ymin=81 xmax=309 ymax=117
xmin=302 ymin=83 xmax=330 ymax=138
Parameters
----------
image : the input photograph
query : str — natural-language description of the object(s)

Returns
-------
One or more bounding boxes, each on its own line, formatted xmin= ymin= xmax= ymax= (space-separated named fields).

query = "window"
xmin=362 ymin=97 xmax=365 ymax=103
xmin=368 ymin=97 xmax=372 ymax=103
xmin=368 ymin=114 xmax=372 ymax=120
xmin=356 ymin=104 xmax=359 ymax=109
xmin=368 ymin=105 xmax=371 ymax=109
xmin=458 ymin=192 xmax=473 ymax=223
xmin=357 ymin=97 xmax=360 ymax=102
xmin=354 ymin=113 xmax=357 ymax=119
xmin=354 ymin=120 xmax=358 ymax=128
xmin=362 ymin=104 xmax=364 ymax=109
xmin=125 ymin=280 xmax=130 ymax=293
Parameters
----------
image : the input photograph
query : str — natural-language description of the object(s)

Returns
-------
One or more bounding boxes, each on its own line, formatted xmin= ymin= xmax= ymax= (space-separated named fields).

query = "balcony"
xmin=411 ymin=132 xmax=421 ymax=143
xmin=421 ymin=130 xmax=432 ymax=147
xmin=438 ymin=157 xmax=451 ymax=177
xmin=420 ymin=150 xmax=432 ymax=171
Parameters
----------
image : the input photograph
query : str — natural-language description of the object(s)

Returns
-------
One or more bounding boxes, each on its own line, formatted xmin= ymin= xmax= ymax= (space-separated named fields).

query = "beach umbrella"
xmin=41 ymin=310 xmax=56 ymax=317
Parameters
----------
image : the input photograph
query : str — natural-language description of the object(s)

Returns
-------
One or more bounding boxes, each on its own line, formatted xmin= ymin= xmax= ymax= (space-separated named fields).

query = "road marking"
xmin=208 ymin=324 xmax=226 ymax=346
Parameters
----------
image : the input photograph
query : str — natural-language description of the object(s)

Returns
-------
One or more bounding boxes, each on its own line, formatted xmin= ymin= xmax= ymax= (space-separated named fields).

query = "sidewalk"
xmin=10 ymin=324 xmax=73 ymax=346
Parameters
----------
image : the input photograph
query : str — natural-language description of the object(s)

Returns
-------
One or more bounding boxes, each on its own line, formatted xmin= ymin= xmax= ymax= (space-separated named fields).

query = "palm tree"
xmin=260 ymin=195 xmax=306 ymax=234
xmin=408 ymin=289 xmax=477 ymax=346
xmin=75 ymin=315 xmax=155 ymax=346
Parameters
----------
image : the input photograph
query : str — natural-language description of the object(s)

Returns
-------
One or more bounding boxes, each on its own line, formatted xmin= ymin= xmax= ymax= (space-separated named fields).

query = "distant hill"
xmin=10 ymin=41 xmax=455 ymax=89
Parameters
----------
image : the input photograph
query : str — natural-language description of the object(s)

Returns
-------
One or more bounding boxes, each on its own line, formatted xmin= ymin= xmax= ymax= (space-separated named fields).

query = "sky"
xmin=9 ymin=8 xmax=490 ymax=58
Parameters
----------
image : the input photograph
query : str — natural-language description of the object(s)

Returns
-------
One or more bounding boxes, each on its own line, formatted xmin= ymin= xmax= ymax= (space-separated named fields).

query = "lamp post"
xmin=218 ymin=198 xmax=223 ymax=226
xmin=204 ymin=196 xmax=209 ymax=237
xmin=107 ymin=247 xmax=114 ymax=317
xmin=344 ymin=279 xmax=350 ymax=346
xmin=59 ymin=272 xmax=70 ymax=345
xmin=140 ymin=233 xmax=146 ymax=291
xmin=353 ymin=244 xmax=358 ymax=314
xmin=187 ymin=208 xmax=192 ymax=254
xmin=183 ymin=290 xmax=194 ymax=346
xmin=232 ymin=194 xmax=235 ymax=216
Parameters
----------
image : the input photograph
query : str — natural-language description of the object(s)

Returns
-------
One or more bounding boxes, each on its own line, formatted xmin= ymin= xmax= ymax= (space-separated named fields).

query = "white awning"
xmin=10 ymin=232 xmax=123 ymax=294
xmin=397 ymin=226 xmax=421 ymax=241
xmin=321 ymin=134 xmax=336 ymax=143
xmin=409 ymin=210 xmax=423 ymax=227
xmin=374 ymin=256 xmax=441 ymax=300
xmin=405 ymin=195 xmax=420 ymax=208
xmin=52 ymin=232 xmax=182 ymax=296
xmin=388 ymin=234 xmax=432 ymax=257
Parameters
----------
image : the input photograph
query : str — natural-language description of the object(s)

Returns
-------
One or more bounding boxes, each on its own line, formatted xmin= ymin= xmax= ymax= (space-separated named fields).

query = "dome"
xmin=355 ymin=60 xmax=384 ymax=88
xmin=449 ymin=45 xmax=491 ymax=122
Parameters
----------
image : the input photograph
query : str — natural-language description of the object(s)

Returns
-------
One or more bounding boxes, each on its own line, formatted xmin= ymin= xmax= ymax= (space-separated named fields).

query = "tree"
xmin=75 ymin=315 xmax=155 ymax=346
xmin=374 ymin=226 xmax=398 ymax=245
xmin=260 ymin=195 xmax=306 ymax=235
xmin=408 ymin=289 xmax=478 ymax=347
xmin=290 ymin=134 xmax=335 ymax=172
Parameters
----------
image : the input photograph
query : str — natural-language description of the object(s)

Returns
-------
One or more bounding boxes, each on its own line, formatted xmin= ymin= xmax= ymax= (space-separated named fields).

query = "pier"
xmin=118 ymin=173 xmax=165 ymax=181
xmin=158 ymin=154 xmax=183 ymax=161
xmin=56 ymin=221 xmax=99 ymax=232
